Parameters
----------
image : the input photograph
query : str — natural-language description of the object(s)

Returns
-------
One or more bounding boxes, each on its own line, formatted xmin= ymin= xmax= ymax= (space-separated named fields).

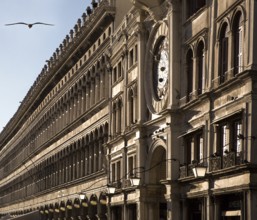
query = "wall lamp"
xmin=192 ymin=166 xmax=207 ymax=178
xmin=106 ymin=175 xmax=141 ymax=195
xmin=79 ymin=193 xmax=86 ymax=200
xmin=130 ymin=175 xmax=141 ymax=187
xmin=106 ymin=184 xmax=116 ymax=195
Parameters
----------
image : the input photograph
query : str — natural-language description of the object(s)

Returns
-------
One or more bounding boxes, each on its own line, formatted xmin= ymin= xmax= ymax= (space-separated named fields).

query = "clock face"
xmin=153 ymin=37 xmax=169 ymax=100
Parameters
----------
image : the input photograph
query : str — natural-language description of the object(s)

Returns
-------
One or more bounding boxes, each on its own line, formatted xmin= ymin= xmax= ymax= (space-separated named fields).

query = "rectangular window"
xmin=135 ymin=45 xmax=138 ymax=63
xmin=111 ymin=163 xmax=116 ymax=182
xmin=216 ymin=115 xmax=243 ymax=160
xmin=128 ymin=156 xmax=134 ymax=177
xmin=186 ymin=138 xmax=193 ymax=164
xmin=118 ymin=61 xmax=122 ymax=78
xmin=185 ymin=131 xmax=204 ymax=164
xmin=187 ymin=0 xmax=206 ymax=18
xmin=220 ymin=124 xmax=229 ymax=155
xmin=113 ymin=66 xmax=117 ymax=83
xmin=111 ymin=161 xmax=121 ymax=183
xmin=232 ymin=120 xmax=242 ymax=156
xmin=196 ymin=133 xmax=204 ymax=163
xmin=117 ymin=161 xmax=121 ymax=182
xmin=129 ymin=49 xmax=134 ymax=67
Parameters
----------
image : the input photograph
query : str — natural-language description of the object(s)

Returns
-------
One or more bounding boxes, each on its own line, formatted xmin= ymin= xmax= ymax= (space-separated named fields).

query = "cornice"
xmin=0 ymin=0 xmax=115 ymax=148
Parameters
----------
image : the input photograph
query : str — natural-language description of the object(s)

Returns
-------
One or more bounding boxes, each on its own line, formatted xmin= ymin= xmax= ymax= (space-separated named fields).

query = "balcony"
xmin=209 ymin=151 xmax=243 ymax=172
xmin=179 ymin=164 xmax=195 ymax=178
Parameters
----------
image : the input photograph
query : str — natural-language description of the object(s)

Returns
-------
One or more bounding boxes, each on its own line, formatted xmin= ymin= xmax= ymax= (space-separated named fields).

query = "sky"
xmin=0 ymin=0 xmax=91 ymax=132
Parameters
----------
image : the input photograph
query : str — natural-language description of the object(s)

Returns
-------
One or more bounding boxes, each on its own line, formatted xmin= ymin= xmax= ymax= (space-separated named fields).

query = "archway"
xmin=88 ymin=194 xmax=98 ymax=220
xmin=99 ymin=193 xmax=107 ymax=219
xmin=147 ymin=144 xmax=167 ymax=220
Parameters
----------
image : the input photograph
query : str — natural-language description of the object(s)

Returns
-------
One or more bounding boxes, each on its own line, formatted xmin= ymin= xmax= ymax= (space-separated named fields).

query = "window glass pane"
xmin=234 ymin=120 xmax=242 ymax=156
xmin=186 ymin=138 xmax=192 ymax=164
xmin=197 ymin=134 xmax=204 ymax=163
xmin=128 ymin=156 xmax=134 ymax=177
xmin=221 ymin=125 xmax=229 ymax=155
xmin=111 ymin=163 xmax=116 ymax=182
xmin=117 ymin=161 xmax=121 ymax=181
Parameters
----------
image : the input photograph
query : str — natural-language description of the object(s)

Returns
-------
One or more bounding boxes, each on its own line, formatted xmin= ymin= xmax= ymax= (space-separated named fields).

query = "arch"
xmin=232 ymin=10 xmax=244 ymax=75
xmin=97 ymin=60 xmax=100 ymax=69
xmin=89 ymin=194 xmax=98 ymax=205
xmin=95 ymin=128 xmax=99 ymax=140
xmin=99 ymin=193 xmax=107 ymax=219
xmin=99 ymin=125 xmax=104 ymax=138
xmin=147 ymin=139 xmax=167 ymax=184
xmin=81 ymin=196 xmax=89 ymax=208
xmin=218 ymin=21 xmax=229 ymax=83
xmin=48 ymin=204 xmax=54 ymax=219
xmin=73 ymin=198 xmax=82 ymax=218
xmin=54 ymin=202 xmax=60 ymax=219
xmin=196 ymin=40 xmax=205 ymax=95
xmin=146 ymin=141 xmax=167 ymax=219
xmin=89 ymin=132 xmax=94 ymax=143
xmin=108 ymin=26 xmax=112 ymax=36
xmin=101 ymin=54 xmax=105 ymax=64
xmin=217 ymin=18 xmax=230 ymax=40
xmin=128 ymin=88 xmax=135 ymax=125
xmin=88 ymin=194 xmax=98 ymax=220
xmin=81 ymin=197 xmax=89 ymax=218
xmin=186 ymin=48 xmax=193 ymax=100
xmin=231 ymin=6 xmax=245 ymax=27
xmin=66 ymin=199 xmax=73 ymax=219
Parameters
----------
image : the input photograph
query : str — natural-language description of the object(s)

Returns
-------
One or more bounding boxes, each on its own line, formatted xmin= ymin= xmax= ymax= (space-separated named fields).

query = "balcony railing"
xmin=209 ymin=151 xmax=243 ymax=172
xmin=179 ymin=164 xmax=195 ymax=178
xmin=179 ymin=152 xmax=244 ymax=178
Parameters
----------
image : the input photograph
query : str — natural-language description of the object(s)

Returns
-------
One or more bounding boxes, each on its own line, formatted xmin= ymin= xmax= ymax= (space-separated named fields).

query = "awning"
xmin=10 ymin=210 xmax=41 ymax=220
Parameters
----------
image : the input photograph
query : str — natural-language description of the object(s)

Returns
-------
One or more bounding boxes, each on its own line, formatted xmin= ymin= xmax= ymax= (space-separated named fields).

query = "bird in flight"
xmin=5 ymin=22 xmax=54 ymax=28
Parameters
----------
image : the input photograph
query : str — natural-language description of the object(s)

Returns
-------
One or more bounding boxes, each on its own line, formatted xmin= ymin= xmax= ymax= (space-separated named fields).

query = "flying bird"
xmin=5 ymin=22 xmax=54 ymax=28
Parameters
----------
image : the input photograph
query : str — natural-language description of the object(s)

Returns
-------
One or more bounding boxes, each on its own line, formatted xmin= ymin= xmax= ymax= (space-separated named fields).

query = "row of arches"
xmin=112 ymin=84 xmax=137 ymax=136
xmin=1 ymin=54 xmax=110 ymax=181
xmin=0 ymin=124 xmax=109 ymax=207
xmin=185 ymin=39 xmax=206 ymax=102
xmin=39 ymin=194 xmax=107 ymax=220
xmin=218 ymin=9 xmax=244 ymax=82
xmin=183 ymin=7 xmax=245 ymax=103
xmin=1 ymin=193 xmax=108 ymax=220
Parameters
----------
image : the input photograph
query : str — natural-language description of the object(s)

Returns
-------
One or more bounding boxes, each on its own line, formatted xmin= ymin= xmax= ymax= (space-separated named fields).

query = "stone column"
xmin=168 ymin=0 xmax=181 ymax=109
xmin=136 ymin=17 xmax=147 ymax=123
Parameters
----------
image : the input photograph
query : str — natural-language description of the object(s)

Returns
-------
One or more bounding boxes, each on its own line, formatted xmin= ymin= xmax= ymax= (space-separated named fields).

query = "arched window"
xmin=116 ymin=99 xmax=122 ymax=134
xmin=112 ymin=102 xmax=117 ymax=135
xmin=186 ymin=49 xmax=193 ymax=101
xmin=233 ymin=12 xmax=243 ymax=75
xmin=128 ymin=89 xmax=134 ymax=125
xmin=197 ymin=41 xmax=205 ymax=95
xmin=219 ymin=23 xmax=229 ymax=84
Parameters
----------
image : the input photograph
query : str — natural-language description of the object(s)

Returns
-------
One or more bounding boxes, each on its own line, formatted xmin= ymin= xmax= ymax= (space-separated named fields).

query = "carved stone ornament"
xmin=131 ymin=0 xmax=170 ymax=21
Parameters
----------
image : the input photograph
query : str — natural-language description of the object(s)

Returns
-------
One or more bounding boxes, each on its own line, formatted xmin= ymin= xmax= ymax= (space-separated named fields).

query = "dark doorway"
xmin=160 ymin=203 xmax=167 ymax=220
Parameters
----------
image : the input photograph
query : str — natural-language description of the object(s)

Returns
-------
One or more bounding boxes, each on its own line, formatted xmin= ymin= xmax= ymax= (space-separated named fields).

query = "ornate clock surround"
xmin=144 ymin=21 xmax=169 ymax=114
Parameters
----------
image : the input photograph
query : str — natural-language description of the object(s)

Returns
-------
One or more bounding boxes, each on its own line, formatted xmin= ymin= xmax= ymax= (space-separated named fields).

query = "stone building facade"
xmin=1 ymin=0 xmax=257 ymax=220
